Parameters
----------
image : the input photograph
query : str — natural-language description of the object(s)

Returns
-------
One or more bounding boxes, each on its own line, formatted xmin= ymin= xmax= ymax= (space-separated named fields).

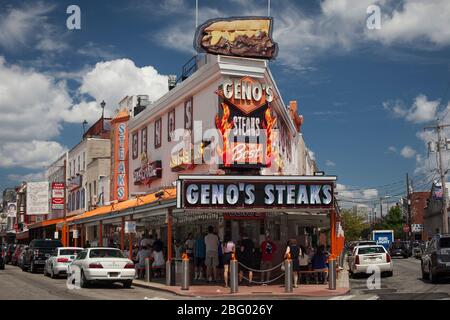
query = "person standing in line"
xmin=222 ymin=237 xmax=235 ymax=288
xmin=135 ymin=245 xmax=152 ymax=279
xmin=285 ymin=238 xmax=301 ymax=288
xmin=239 ymin=233 xmax=255 ymax=286
xmin=194 ymin=232 xmax=206 ymax=280
xmin=217 ymin=236 xmax=224 ymax=281
xmin=260 ymin=235 xmax=277 ymax=284
xmin=311 ymin=245 xmax=328 ymax=284
xmin=298 ymin=245 xmax=310 ymax=284
xmin=204 ymin=226 xmax=219 ymax=283
xmin=184 ymin=233 xmax=195 ymax=258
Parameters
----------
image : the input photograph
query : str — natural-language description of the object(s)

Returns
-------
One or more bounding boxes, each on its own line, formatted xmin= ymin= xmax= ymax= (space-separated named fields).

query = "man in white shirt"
xmin=204 ymin=226 xmax=219 ymax=282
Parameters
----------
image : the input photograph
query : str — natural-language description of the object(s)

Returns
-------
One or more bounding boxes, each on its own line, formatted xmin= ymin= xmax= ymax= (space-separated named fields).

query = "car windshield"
xmin=32 ymin=240 xmax=63 ymax=248
xmin=439 ymin=238 xmax=450 ymax=248
xmin=59 ymin=249 xmax=82 ymax=256
xmin=89 ymin=249 xmax=124 ymax=258
xmin=358 ymin=247 xmax=385 ymax=254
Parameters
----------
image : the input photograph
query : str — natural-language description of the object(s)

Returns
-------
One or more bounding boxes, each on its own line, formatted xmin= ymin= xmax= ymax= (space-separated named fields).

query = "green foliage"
xmin=340 ymin=209 xmax=370 ymax=241
xmin=381 ymin=206 xmax=404 ymax=239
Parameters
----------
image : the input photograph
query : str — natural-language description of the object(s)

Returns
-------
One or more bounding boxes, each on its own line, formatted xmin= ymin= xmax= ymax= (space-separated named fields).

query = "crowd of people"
xmin=119 ymin=227 xmax=331 ymax=286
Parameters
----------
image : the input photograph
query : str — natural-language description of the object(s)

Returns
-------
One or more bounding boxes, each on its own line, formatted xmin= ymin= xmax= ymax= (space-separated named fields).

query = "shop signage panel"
xmin=26 ymin=181 xmax=49 ymax=215
xmin=194 ymin=17 xmax=279 ymax=60
xmin=215 ymin=76 xmax=276 ymax=169
xmin=133 ymin=160 xmax=162 ymax=185
xmin=177 ymin=175 xmax=336 ymax=210
xmin=223 ymin=212 xmax=265 ymax=220
xmin=111 ymin=120 xmax=129 ymax=202
xmin=6 ymin=202 xmax=17 ymax=218
xmin=125 ymin=221 xmax=136 ymax=234
xmin=51 ymin=182 xmax=65 ymax=210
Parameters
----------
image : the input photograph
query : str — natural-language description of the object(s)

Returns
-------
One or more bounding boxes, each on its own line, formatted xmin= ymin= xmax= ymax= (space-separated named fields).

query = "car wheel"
xmin=123 ymin=280 xmax=133 ymax=288
xmin=80 ymin=270 xmax=89 ymax=288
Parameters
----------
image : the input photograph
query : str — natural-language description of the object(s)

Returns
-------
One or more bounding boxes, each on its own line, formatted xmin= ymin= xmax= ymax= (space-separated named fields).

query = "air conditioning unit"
xmin=134 ymin=95 xmax=150 ymax=116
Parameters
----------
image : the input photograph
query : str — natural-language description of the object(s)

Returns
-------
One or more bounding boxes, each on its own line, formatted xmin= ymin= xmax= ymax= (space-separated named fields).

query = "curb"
xmin=132 ymin=281 xmax=351 ymax=298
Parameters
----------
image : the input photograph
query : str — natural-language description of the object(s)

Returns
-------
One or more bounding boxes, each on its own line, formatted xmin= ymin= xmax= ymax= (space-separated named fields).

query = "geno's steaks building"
xmin=66 ymin=17 xmax=343 ymax=268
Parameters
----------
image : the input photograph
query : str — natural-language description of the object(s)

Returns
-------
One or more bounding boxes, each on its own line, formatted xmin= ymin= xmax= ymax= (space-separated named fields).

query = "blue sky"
xmin=0 ymin=0 xmax=449 ymax=210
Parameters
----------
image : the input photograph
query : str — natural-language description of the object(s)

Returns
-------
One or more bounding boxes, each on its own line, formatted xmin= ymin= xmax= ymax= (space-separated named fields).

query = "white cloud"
xmin=0 ymin=57 xmax=71 ymax=142
xmin=370 ymin=0 xmax=450 ymax=46
xmin=0 ymin=141 xmax=67 ymax=169
xmin=400 ymin=146 xmax=417 ymax=158
xmin=336 ymin=183 xmax=379 ymax=201
xmin=77 ymin=59 xmax=169 ymax=118
xmin=151 ymin=0 xmax=450 ymax=70
xmin=0 ymin=2 xmax=66 ymax=52
xmin=387 ymin=146 xmax=397 ymax=153
xmin=325 ymin=160 xmax=336 ymax=167
xmin=0 ymin=57 xmax=169 ymax=169
xmin=8 ymin=172 xmax=45 ymax=183
xmin=384 ymin=94 xmax=440 ymax=123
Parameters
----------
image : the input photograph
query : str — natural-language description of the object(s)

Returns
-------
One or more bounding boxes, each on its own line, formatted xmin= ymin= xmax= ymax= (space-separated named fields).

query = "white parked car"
xmin=68 ymin=247 xmax=135 ymax=288
xmin=349 ymin=245 xmax=393 ymax=277
xmin=44 ymin=247 xmax=84 ymax=278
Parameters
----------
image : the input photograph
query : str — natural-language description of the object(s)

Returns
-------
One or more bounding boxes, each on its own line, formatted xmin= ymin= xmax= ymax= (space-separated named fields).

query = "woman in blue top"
xmin=311 ymin=245 xmax=327 ymax=284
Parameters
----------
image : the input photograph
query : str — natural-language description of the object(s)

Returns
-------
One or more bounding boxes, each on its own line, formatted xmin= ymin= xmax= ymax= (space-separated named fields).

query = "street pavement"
xmin=0 ymin=264 xmax=179 ymax=300
xmin=2 ymin=257 xmax=449 ymax=300
xmin=336 ymin=256 xmax=450 ymax=300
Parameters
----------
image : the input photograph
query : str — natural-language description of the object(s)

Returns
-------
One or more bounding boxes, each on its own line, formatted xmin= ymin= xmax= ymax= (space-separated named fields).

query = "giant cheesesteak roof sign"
xmin=194 ymin=17 xmax=279 ymax=60
xmin=177 ymin=175 xmax=336 ymax=210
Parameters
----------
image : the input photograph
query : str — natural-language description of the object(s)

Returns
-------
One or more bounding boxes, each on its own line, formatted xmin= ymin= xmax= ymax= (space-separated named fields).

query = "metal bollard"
xmin=181 ymin=254 xmax=190 ymax=290
xmin=230 ymin=257 xmax=239 ymax=294
xmin=145 ymin=258 xmax=151 ymax=283
xmin=328 ymin=258 xmax=336 ymax=290
xmin=166 ymin=260 xmax=174 ymax=286
xmin=284 ymin=259 xmax=293 ymax=293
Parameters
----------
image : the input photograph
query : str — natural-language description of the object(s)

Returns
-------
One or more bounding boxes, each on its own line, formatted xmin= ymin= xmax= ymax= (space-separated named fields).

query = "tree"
xmin=381 ymin=206 xmax=404 ymax=240
xmin=340 ymin=209 xmax=371 ymax=241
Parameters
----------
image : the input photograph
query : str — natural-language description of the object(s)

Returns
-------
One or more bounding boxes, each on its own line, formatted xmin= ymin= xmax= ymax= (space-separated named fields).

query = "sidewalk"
xmin=133 ymin=279 xmax=350 ymax=298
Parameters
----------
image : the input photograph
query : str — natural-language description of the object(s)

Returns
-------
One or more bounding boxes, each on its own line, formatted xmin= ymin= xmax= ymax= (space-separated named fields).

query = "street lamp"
xmin=82 ymin=120 xmax=88 ymax=135
xmin=100 ymin=100 xmax=106 ymax=119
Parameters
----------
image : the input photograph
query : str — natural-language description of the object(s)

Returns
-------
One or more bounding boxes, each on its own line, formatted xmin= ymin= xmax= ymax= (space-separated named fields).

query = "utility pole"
xmin=424 ymin=122 xmax=450 ymax=234
xmin=380 ymin=197 xmax=383 ymax=219
xmin=406 ymin=173 xmax=411 ymax=241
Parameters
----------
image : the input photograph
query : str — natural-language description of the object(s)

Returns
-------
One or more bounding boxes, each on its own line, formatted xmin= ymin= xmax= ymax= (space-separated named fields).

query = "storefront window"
xmin=76 ymin=190 xmax=80 ymax=210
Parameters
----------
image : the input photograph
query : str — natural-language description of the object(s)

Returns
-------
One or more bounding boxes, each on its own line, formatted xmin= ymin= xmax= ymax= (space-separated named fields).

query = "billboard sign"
xmin=6 ymin=202 xmax=17 ymax=218
xmin=51 ymin=182 xmax=65 ymax=210
xmin=215 ymin=76 xmax=276 ymax=169
xmin=111 ymin=115 xmax=129 ymax=202
xmin=26 ymin=181 xmax=49 ymax=215
xmin=177 ymin=175 xmax=336 ymax=210
xmin=194 ymin=17 xmax=279 ymax=60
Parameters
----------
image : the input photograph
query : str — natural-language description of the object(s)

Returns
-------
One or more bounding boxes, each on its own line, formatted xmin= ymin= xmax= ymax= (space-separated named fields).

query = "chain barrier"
xmin=237 ymin=261 xmax=286 ymax=285
xmin=237 ymin=261 xmax=284 ymax=273
xmin=239 ymin=272 xmax=286 ymax=285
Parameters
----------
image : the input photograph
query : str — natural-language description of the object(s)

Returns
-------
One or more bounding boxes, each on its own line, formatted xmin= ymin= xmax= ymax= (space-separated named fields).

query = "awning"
xmin=15 ymin=230 xmax=29 ymax=240
xmin=28 ymin=217 xmax=66 ymax=230
xmin=67 ymin=187 xmax=177 ymax=225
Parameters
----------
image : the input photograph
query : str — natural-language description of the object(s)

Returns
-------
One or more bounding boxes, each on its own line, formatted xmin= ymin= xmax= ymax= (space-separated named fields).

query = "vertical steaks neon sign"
xmin=215 ymin=76 xmax=276 ymax=169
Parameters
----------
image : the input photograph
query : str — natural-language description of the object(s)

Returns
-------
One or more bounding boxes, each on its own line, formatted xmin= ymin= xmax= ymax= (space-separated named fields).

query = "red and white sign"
xmin=51 ymin=182 xmax=65 ymax=210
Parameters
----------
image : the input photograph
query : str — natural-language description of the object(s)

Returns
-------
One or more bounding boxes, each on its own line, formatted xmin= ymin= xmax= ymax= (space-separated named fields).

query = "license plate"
xmin=108 ymin=272 xmax=119 ymax=277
